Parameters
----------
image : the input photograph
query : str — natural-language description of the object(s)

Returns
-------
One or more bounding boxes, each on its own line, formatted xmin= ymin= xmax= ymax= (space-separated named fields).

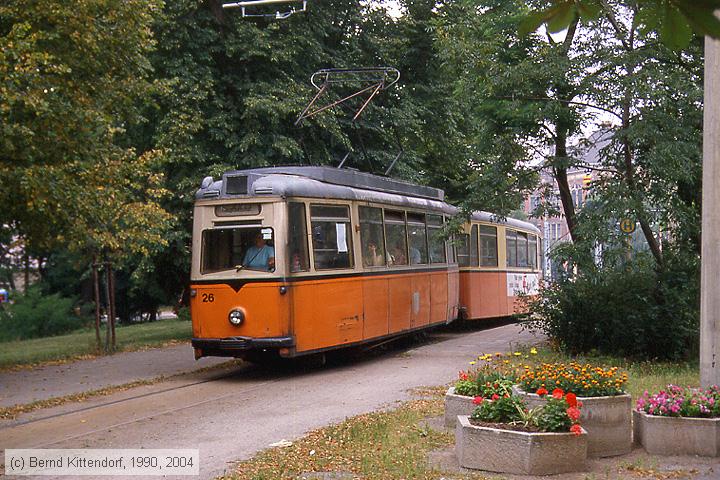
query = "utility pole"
xmin=700 ymin=18 xmax=720 ymax=388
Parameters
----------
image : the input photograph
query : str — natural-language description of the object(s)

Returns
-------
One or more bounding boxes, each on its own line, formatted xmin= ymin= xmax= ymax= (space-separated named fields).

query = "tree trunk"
xmin=554 ymin=127 xmax=579 ymax=243
xmin=620 ymin=84 xmax=664 ymax=267
xmin=92 ymin=256 xmax=101 ymax=348
xmin=23 ymin=251 xmax=30 ymax=292
xmin=551 ymin=18 xmax=581 ymax=245
xmin=103 ymin=262 xmax=112 ymax=352
xmin=109 ymin=263 xmax=116 ymax=349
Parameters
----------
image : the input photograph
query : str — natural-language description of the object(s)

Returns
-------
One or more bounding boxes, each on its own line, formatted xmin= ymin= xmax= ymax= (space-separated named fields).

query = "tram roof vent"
xmin=227 ymin=166 xmax=445 ymax=201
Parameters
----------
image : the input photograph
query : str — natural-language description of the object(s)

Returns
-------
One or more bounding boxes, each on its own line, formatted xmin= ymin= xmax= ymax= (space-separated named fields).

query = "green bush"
xmin=526 ymin=253 xmax=699 ymax=361
xmin=0 ymin=287 xmax=82 ymax=342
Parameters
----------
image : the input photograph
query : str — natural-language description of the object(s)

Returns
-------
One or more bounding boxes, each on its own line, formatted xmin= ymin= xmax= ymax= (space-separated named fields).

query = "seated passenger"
xmin=389 ymin=245 xmax=407 ymax=266
xmin=409 ymin=246 xmax=422 ymax=264
xmin=364 ymin=242 xmax=384 ymax=267
xmin=243 ymin=234 xmax=275 ymax=271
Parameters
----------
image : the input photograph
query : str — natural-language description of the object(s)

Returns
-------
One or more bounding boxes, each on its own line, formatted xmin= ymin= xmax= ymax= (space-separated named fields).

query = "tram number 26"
xmin=201 ymin=293 xmax=215 ymax=303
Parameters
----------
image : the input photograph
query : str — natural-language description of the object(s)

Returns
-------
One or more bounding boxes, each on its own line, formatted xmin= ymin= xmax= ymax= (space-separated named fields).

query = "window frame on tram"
xmin=359 ymin=206 xmax=387 ymax=268
xmin=384 ymin=209 xmax=409 ymax=266
xmin=310 ymin=203 xmax=354 ymax=271
xmin=479 ymin=225 xmax=498 ymax=267
xmin=288 ymin=202 xmax=310 ymax=272
xmin=406 ymin=212 xmax=429 ymax=265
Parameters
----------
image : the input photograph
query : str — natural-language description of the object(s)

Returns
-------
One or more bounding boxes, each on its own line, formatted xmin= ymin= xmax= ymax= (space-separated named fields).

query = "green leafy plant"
xmin=455 ymin=361 xmax=517 ymax=398
xmin=535 ymin=397 xmax=574 ymax=432
xmin=0 ymin=287 xmax=81 ymax=342
xmin=471 ymin=388 xmax=583 ymax=435
xmin=471 ymin=395 xmax=527 ymax=424
xmin=526 ymin=253 xmax=699 ymax=361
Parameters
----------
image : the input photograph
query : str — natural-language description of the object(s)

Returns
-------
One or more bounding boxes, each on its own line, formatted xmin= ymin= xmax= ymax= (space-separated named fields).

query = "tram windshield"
xmin=201 ymin=227 xmax=275 ymax=273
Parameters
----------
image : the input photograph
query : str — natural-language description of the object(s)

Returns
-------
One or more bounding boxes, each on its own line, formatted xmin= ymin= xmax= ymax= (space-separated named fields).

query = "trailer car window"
xmin=517 ymin=232 xmax=529 ymax=267
xmin=529 ymin=234 xmax=538 ymax=269
xmin=480 ymin=226 xmax=498 ymax=267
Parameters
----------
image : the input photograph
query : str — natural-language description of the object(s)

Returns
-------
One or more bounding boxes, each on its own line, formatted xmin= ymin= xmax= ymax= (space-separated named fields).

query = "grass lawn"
xmin=227 ymin=388 xmax=461 ymax=480
xmin=227 ymin=343 xmax=701 ymax=480
xmin=0 ymin=318 xmax=192 ymax=369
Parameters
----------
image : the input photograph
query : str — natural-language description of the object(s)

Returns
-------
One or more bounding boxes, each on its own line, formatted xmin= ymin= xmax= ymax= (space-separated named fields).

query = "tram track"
xmin=0 ymin=363 xmax=252 ymax=430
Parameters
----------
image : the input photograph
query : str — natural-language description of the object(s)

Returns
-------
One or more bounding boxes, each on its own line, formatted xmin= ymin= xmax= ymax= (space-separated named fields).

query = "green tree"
xmin=0 ymin=1 xmax=173 ymax=344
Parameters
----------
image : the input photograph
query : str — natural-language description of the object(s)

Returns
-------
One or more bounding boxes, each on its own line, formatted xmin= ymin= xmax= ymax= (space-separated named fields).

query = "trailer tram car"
xmin=190 ymin=166 xmax=461 ymax=361
xmin=455 ymin=213 xmax=542 ymax=320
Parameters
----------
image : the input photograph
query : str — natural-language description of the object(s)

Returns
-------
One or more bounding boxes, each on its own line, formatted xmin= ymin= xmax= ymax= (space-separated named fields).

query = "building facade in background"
xmin=522 ymin=128 xmax=612 ymax=281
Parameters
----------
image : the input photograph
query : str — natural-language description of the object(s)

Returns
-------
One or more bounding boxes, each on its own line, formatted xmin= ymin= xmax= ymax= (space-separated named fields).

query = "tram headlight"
xmin=228 ymin=309 xmax=245 ymax=326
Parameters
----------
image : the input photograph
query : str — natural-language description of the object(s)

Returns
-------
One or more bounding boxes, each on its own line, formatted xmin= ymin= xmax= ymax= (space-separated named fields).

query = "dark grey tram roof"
xmin=196 ymin=166 xmax=455 ymax=214
xmin=471 ymin=211 xmax=541 ymax=234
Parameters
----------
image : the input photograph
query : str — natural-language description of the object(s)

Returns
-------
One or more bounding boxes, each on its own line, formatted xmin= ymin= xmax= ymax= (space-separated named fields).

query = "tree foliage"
xmin=0 ymin=1 xmax=173 ymax=322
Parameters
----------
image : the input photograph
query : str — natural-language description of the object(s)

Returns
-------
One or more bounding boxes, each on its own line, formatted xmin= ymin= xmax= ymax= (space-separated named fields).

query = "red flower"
xmin=552 ymin=388 xmax=564 ymax=399
xmin=566 ymin=407 xmax=581 ymax=421
xmin=565 ymin=392 xmax=578 ymax=408
xmin=491 ymin=394 xmax=500 ymax=401
xmin=570 ymin=424 xmax=582 ymax=436
xmin=473 ymin=396 xmax=484 ymax=405
xmin=459 ymin=371 xmax=468 ymax=381
xmin=577 ymin=400 xmax=583 ymax=408
xmin=536 ymin=387 xmax=548 ymax=397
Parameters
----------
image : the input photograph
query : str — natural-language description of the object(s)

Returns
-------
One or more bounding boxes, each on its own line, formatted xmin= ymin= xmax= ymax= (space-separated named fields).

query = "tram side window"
xmin=480 ymin=225 xmax=498 ymax=267
xmin=288 ymin=203 xmax=309 ymax=272
xmin=427 ymin=214 xmax=446 ymax=264
xmin=447 ymin=236 xmax=457 ymax=264
xmin=468 ymin=225 xmax=479 ymax=266
xmin=407 ymin=212 xmax=428 ymax=265
xmin=456 ymin=234 xmax=470 ymax=267
xmin=384 ymin=209 xmax=408 ymax=266
xmin=359 ymin=206 xmax=386 ymax=267
xmin=517 ymin=232 xmax=529 ymax=267
xmin=529 ymin=234 xmax=538 ymax=269
xmin=311 ymin=204 xmax=353 ymax=270
xmin=506 ymin=230 xmax=517 ymax=267
xmin=202 ymin=227 xmax=275 ymax=273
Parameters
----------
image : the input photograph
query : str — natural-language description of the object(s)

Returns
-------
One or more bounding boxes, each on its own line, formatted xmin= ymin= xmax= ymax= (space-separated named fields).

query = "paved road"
xmin=0 ymin=323 xmax=539 ymax=478
xmin=0 ymin=345 xmax=229 ymax=408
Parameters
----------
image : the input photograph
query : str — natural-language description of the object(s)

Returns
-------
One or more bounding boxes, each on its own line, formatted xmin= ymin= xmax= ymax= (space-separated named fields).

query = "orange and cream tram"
xmin=190 ymin=166 xmax=461 ymax=361
xmin=456 ymin=213 xmax=542 ymax=320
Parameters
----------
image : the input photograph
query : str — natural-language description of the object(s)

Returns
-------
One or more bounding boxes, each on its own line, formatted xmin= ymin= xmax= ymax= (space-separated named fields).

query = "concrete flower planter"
xmin=634 ymin=410 xmax=720 ymax=457
xmin=444 ymin=387 xmax=476 ymax=427
xmin=512 ymin=385 xmax=632 ymax=457
xmin=455 ymin=415 xmax=587 ymax=475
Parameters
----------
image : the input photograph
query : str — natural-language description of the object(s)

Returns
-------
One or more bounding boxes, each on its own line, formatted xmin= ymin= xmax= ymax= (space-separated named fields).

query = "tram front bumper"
xmin=192 ymin=336 xmax=295 ymax=358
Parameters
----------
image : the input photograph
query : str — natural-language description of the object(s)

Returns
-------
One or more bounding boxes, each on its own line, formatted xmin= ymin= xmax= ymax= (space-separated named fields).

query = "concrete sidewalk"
xmin=0 ymin=344 xmax=229 ymax=408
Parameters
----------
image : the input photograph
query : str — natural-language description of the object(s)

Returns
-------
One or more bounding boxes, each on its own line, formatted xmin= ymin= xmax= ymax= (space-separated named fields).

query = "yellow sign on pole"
xmin=620 ymin=218 xmax=636 ymax=234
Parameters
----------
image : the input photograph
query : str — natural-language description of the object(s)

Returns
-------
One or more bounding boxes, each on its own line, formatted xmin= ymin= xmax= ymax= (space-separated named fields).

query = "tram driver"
xmin=243 ymin=233 xmax=275 ymax=271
